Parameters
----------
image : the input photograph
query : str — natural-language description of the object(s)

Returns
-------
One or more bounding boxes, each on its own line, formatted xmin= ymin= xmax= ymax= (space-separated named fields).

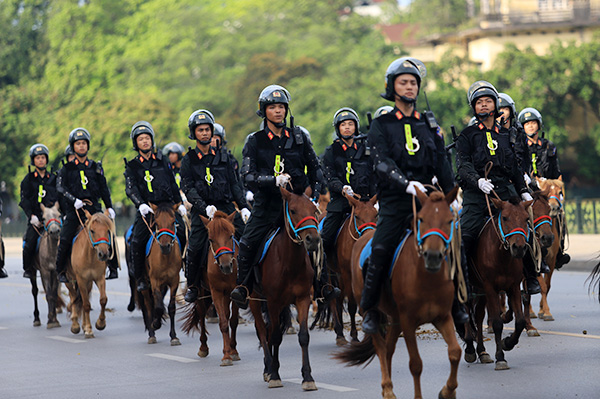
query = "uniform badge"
xmin=273 ymin=91 xmax=281 ymax=98
xmin=406 ymin=137 xmax=421 ymax=153
xmin=487 ymin=139 xmax=498 ymax=151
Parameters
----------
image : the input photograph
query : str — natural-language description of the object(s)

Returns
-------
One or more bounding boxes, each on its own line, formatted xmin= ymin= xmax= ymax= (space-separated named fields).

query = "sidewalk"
xmin=3 ymin=235 xmax=598 ymax=271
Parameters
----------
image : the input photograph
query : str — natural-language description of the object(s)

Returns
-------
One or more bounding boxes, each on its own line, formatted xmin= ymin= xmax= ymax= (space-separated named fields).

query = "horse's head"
xmin=536 ymin=177 xmax=564 ymax=218
xmin=490 ymin=197 xmax=533 ymax=258
xmin=345 ymin=193 xmax=378 ymax=238
xmin=150 ymin=203 xmax=178 ymax=256
xmin=530 ymin=189 xmax=555 ymax=248
xmin=280 ymin=186 xmax=320 ymax=252
xmin=83 ymin=209 xmax=114 ymax=262
xmin=202 ymin=211 xmax=237 ymax=275
xmin=40 ymin=202 xmax=62 ymax=238
xmin=415 ymin=186 xmax=458 ymax=272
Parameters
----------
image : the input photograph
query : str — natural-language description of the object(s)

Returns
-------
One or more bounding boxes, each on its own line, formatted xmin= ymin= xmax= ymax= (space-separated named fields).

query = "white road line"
xmin=47 ymin=335 xmax=87 ymax=344
xmin=283 ymin=378 xmax=358 ymax=392
xmin=147 ymin=353 xmax=199 ymax=363
xmin=0 ymin=326 xmax=8 ymax=330
xmin=487 ymin=325 xmax=600 ymax=340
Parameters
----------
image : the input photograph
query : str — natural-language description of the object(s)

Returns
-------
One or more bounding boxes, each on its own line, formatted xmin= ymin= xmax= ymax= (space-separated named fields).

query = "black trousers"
xmin=320 ymin=210 xmax=349 ymax=253
xmin=22 ymin=224 xmax=40 ymax=270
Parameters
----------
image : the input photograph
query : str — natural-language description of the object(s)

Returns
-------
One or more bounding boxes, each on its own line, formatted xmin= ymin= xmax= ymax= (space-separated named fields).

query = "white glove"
xmin=431 ymin=176 xmax=438 ymax=185
xmin=450 ymin=199 xmax=460 ymax=212
xmin=405 ymin=181 xmax=426 ymax=196
xmin=523 ymin=173 xmax=532 ymax=185
xmin=374 ymin=202 xmax=379 ymax=212
xmin=74 ymin=198 xmax=84 ymax=210
xmin=521 ymin=192 xmax=533 ymax=202
xmin=477 ymin=178 xmax=494 ymax=195
xmin=30 ymin=215 xmax=42 ymax=228
xmin=107 ymin=208 xmax=116 ymax=219
xmin=342 ymin=185 xmax=354 ymax=197
xmin=139 ymin=203 xmax=153 ymax=217
xmin=178 ymin=204 xmax=187 ymax=217
xmin=275 ymin=173 xmax=291 ymax=187
xmin=206 ymin=205 xmax=217 ymax=219
xmin=240 ymin=208 xmax=251 ymax=223
xmin=245 ymin=191 xmax=254 ymax=202
xmin=180 ymin=192 xmax=188 ymax=203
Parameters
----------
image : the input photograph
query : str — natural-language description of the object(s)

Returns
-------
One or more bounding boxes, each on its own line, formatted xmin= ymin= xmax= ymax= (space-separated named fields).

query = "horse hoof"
xmin=502 ymin=337 xmax=515 ymax=352
xmin=47 ymin=321 xmax=61 ymax=329
xmin=206 ymin=317 xmax=218 ymax=324
xmin=479 ymin=352 xmax=494 ymax=363
xmin=170 ymin=338 xmax=181 ymax=346
xmin=302 ymin=381 xmax=318 ymax=391
xmin=231 ymin=354 xmax=241 ymax=361
xmin=71 ymin=326 xmax=80 ymax=334
xmin=127 ymin=303 xmax=135 ymax=312
xmin=438 ymin=387 xmax=456 ymax=399
xmin=84 ymin=332 xmax=94 ymax=339
xmin=336 ymin=337 xmax=348 ymax=347
xmin=286 ymin=326 xmax=297 ymax=335
xmin=198 ymin=349 xmax=209 ymax=358
xmin=147 ymin=336 xmax=157 ymax=344
xmin=543 ymin=314 xmax=554 ymax=321
xmin=530 ymin=312 xmax=538 ymax=319
xmin=537 ymin=311 xmax=544 ymax=319
xmin=152 ymin=321 xmax=162 ymax=330
xmin=263 ymin=373 xmax=270 ymax=382
xmin=464 ymin=352 xmax=477 ymax=363
xmin=95 ymin=321 xmax=106 ymax=331
xmin=33 ymin=320 xmax=41 ymax=327
xmin=485 ymin=326 xmax=493 ymax=334
xmin=220 ymin=359 xmax=233 ymax=367
xmin=495 ymin=360 xmax=509 ymax=370
xmin=268 ymin=379 xmax=283 ymax=388
xmin=527 ymin=329 xmax=540 ymax=337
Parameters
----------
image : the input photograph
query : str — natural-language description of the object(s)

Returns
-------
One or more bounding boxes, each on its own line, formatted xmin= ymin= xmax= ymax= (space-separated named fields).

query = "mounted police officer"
xmin=456 ymin=81 xmax=539 ymax=294
xmin=124 ymin=121 xmax=187 ymax=292
xmin=180 ymin=109 xmax=250 ymax=303
xmin=162 ymin=142 xmax=185 ymax=189
xmin=497 ymin=93 xmax=531 ymax=183
xmin=229 ymin=85 xmax=327 ymax=309
xmin=19 ymin=144 xmax=58 ymax=278
xmin=56 ymin=128 xmax=117 ymax=283
xmin=518 ymin=107 xmax=570 ymax=269
xmin=64 ymin=145 xmax=76 ymax=163
xmin=360 ymin=57 xmax=458 ymax=334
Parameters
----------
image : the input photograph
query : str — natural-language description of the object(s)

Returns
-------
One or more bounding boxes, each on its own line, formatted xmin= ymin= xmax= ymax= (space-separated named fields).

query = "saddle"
xmin=247 ymin=226 xmax=280 ymax=289
xmin=359 ymin=229 xmax=412 ymax=278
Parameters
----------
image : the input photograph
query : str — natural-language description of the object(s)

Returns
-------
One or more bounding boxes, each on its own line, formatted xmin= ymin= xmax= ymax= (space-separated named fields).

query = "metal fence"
xmin=565 ymin=197 xmax=600 ymax=234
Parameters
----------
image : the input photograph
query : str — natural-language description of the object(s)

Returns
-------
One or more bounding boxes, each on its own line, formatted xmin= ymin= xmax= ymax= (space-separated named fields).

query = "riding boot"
xmin=22 ymin=246 xmax=36 ymax=279
xmin=131 ymin=245 xmax=148 ymax=291
xmin=0 ymin=267 xmax=7 ymax=278
xmin=360 ymin=246 xmax=387 ymax=334
xmin=314 ymin=253 xmax=341 ymax=305
xmin=451 ymin=240 xmax=470 ymax=326
xmin=523 ymin=255 xmax=541 ymax=295
xmin=106 ymin=255 xmax=119 ymax=280
xmin=184 ymin=251 xmax=200 ymax=303
xmin=0 ymin=240 xmax=6 ymax=278
xmin=56 ymin=242 xmax=71 ymax=283
xmin=230 ymin=242 xmax=254 ymax=310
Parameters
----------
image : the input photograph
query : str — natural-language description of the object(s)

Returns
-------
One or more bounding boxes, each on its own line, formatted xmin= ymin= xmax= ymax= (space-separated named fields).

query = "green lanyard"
xmin=531 ymin=153 xmax=538 ymax=175
xmin=144 ymin=170 xmax=153 ymax=193
xmin=175 ymin=172 xmax=181 ymax=188
xmin=205 ymin=167 xmax=213 ymax=186
xmin=79 ymin=170 xmax=87 ymax=190
xmin=486 ymin=131 xmax=496 ymax=156
xmin=346 ymin=161 xmax=353 ymax=184
xmin=274 ymin=155 xmax=284 ymax=176
xmin=405 ymin=125 xmax=415 ymax=155
xmin=38 ymin=185 xmax=44 ymax=203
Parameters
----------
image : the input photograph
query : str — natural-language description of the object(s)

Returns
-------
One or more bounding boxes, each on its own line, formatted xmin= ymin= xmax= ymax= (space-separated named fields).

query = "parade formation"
xmin=2 ymin=56 xmax=589 ymax=398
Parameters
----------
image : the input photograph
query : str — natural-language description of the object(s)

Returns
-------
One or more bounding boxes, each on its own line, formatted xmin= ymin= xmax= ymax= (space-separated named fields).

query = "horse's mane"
xmin=508 ymin=196 xmax=521 ymax=206
xmin=207 ymin=211 xmax=235 ymax=235
xmin=542 ymin=178 xmax=564 ymax=188
xmin=155 ymin=202 xmax=175 ymax=215
xmin=428 ymin=191 xmax=445 ymax=202
xmin=532 ymin=190 xmax=549 ymax=202
xmin=89 ymin=212 xmax=112 ymax=227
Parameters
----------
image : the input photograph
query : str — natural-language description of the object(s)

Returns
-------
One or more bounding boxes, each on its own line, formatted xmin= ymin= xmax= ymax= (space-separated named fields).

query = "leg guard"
xmin=523 ymin=255 xmax=541 ymax=295
xmin=230 ymin=242 xmax=254 ymax=309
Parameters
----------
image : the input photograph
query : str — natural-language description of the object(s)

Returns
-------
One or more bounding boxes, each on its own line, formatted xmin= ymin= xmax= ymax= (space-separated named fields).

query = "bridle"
xmin=347 ymin=206 xmax=376 ymax=241
xmin=209 ymin=235 xmax=238 ymax=266
xmin=284 ymin=199 xmax=319 ymax=245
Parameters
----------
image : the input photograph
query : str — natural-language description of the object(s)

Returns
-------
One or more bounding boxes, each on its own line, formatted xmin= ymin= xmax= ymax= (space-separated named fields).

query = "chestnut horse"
xmin=138 ymin=202 xmax=182 ymax=345
xmin=66 ymin=210 xmax=116 ymax=338
xmin=249 ymin=187 xmax=319 ymax=391
xmin=30 ymin=202 xmax=62 ymax=328
xmin=461 ymin=196 xmax=533 ymax=370
xmin=181 ymin=211 xmax=240 ymax=366
xmin=336 ymin=187 xmax=461 ymax=399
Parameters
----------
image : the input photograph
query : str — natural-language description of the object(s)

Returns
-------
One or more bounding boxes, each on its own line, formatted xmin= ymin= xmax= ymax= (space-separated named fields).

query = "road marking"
xmin=488 ymin=325 xmax=600 ymax=340
xmin=147 ymin=353 xmax=199 ymax=363
xmin=47 ymin=335 xmax=87 ymax=344
xmin=283 ymin=378 xmax=358 ymax=392
xmin=0 ymin=326 xmax=8 ymax=330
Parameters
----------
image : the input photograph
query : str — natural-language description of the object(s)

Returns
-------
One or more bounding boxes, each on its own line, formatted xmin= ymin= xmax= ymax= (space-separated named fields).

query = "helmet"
xmin=467 ymin=80 xmax=499 ymax=117
xmin=256 ymin=85 xmax=291 ymax=118
xmin=468 ymin=116 xmax=478 ymax=127
xmin=213 ymin=123 xmax=227 ymax=144
xmin=188 ymin=109 xmax=215 ymax=140
xmin=29 ymin=143 xmax=49 ymax=165
xmin=374 ymin=105 xmax=394 ymax=119
xmin=498 ymin=93 xmax=517 ymax=121
xmin=332 ymin=107 xmax=360 ymax=138
xmin=518 ymin=107 xmax=543 ymax=130
xmin=68 ymin=128 xmax=91 ymax=150
xmin=64 ymin=145 xmax=75 ymax=157
xmin=297 ymin=125 xmax=313 ymax=145
xmin=162 ymin=142 xmax=185 ymax=159
xmin=381 ymin=57 xmax=427 ymax=102
xmin=130 ymin=121 xmax=155 ymax=151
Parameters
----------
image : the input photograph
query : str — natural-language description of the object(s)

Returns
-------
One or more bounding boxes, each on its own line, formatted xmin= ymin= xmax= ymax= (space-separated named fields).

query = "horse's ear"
xmin=228 ymin=211 xmax=236 ymax=223
xmin=415 ymin=189 xmax=428 ymax=207
xmin=558 ymin=175 xmax=563 ymax=181
xmin=279 ymin=186 xmax=292 ymax=201
xmin=172 ymin=203 xmax=179 ymax=214
xmin=523 ymin=200 xmax=534 ymax=210
xmin=368 ymin=194 xmax=378 ymax=205
xmin=304 ymin=185 xmax=313 ymax=198
xmin=150 ymin=203 xmax=158 ymax=213
xmin=445 ymin=186 xmax=459 ymax=205
xmin=540 ymin=187 xmax=551 ymax=198
xmin=199 ymin=215 xmax=210 ymax=227
xmin=40 ymin=203 xmax=46 ymax=212
xmin=83 ymin=209 xmax=92 ymax=220
xmin=52 ymin=202 xmax=60 ymax=212
xmin=490 ymin=197 xmax=504 ymax=210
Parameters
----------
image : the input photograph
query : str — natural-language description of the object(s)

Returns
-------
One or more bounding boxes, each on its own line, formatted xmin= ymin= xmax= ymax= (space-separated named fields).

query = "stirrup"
xmin=184 ymin=286 xmax=199 ymax=303
xmin=230 ymin=285 xmax=249 ymax=310
xmin=318 ymin=284 xmax=341 ymax=304
xmin=361 ymin=309 xmax=380 ymax=334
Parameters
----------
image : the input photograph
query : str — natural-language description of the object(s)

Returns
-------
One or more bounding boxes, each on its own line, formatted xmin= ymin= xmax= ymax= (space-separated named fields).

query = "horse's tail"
xmin=278 ymin=305 xmax=292 ymax=336
xmin=332 ymin=334 xmax=376 ymax=367
xmin=180 ymin=301 xmax=203 ymax=334
xmin=310 ymin=299 xmax=335 ymax=330
xmin=586 ymin=258 xmax=600 ymax=304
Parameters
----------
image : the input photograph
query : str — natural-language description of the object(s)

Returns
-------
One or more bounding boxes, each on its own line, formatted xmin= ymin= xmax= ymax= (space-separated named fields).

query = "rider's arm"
xmin=56 ymin=166 xmax=77 ymax=205
xmin=322 ymin=145 xmax=344 ymax=195
xmin=19 ymin=175 xmax=34 ymax=218
xmin=455 ymin=128 xmax=481 ymax=190
xmin=180 ymin=155 xmax=208 ymax=213
xmin=96 ymin=162 xmax=113 ymax=209
xmin=124 ymin=164 xmax=144 ymax=208
xmin=368 ymin=118 xmax=409 ymax=191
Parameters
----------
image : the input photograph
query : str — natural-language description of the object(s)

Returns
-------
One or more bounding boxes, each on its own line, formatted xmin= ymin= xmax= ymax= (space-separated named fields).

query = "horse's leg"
xmin=502 ymin=282 xmax=526 ymax=357
xmin=333 ymin=298 xmax=347 ymax=346
xmin=66 ymin=282 xmax=81 ymax=334
xmin=249 ymin=299 xmax=271 ymax=382
xmin=151 ymin=285 xmax=165 ymax=331
xmin=140 ymin=290 xmax=156 ymax=344
xmin=475 ymin=294 xmax=493 ymax=363
xmin=95 ymin=277 xmax=107 ymax=331
xmin=434 ymin=316 xmax=461 ymax=399
xmin=230 ymin=302 xmax=240 ymax=361
xmin=382 ymin=321 xmax=402 ymax=399
xmin=539 ymin=269 xmax=554 ymax=321
xmin=213 ymin=292 xmax=233 ymax=366
xmin=30 ymin=275 xmax=41 ymax=327
xmin=42 ymin=268 xmax=60 ymax=328
xmin=485 ymin=287 xmax=509 ymax=370
xmin=266 ymin=304 xmax=284 ymax=388
xmin=403 ymin=323 xmax=426 ymax=399
xmin=348 ymin=297 xmax=359 ymax=342
xmin=79 ymin=279 xmax=94 ymax=338
xmin=197 ymin=296 xmax=209 ymax=357
xmin=523 ymin=289 xmax=539 ymax=337
xmin=297 ymin=296 xmax=317 ymax=391
xmin=168 ymin=283 xmax=180 ymax=346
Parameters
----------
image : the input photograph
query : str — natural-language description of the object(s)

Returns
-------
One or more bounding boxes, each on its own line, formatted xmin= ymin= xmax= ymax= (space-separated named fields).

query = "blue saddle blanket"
xmin=125 ymin=224 xmax=133 ymax=245
xmin=258 ymin=228 xmax=280 ymax=264
xmin=359 ymin=229 xmax=412 ymax=278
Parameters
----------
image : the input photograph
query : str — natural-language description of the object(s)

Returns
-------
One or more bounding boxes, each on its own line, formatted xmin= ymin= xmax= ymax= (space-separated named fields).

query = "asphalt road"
xmin=1 ymin=255 xmax=599 ymax=399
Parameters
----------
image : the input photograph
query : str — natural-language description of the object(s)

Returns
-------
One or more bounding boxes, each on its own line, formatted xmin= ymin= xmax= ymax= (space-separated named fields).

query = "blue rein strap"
xmin=285 ymin=202 xmax=318 ymax=239
xmin=497 ymin=211 xmax=530 ymax=241
xmin=416 ymin=219 xmax=453 ymax=248
xmin=89 ymin=230 xmax=112 ymax=248
xmin=214 ymin=236 xmax=238 ymax=260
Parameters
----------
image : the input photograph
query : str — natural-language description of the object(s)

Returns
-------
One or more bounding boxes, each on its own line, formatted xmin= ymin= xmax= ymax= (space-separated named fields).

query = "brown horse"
xmin=66 ymin=210 xmax=116 ymax=338
xmin=181 ymin=210 xmax=240 ymax=366
xmin=249 ymin=187 xmax=319 ymax=391
xmin=461 ymin=196 xmax=533 ymax=370
xmin=336 ymin=187 xmax=461 ymax=399
xmin=138 ymin=202 xmax=182 ymax=345
xmin=30 ymin=202 xmax=62 ymax=328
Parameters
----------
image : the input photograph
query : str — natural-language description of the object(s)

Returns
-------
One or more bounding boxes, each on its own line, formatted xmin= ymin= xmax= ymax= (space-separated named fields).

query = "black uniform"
xmin=527 ymin=136 xmax=561 ymax=180
xmin=180 ymin=146 xmax=248 ymax=289
xmin=19 ymin=169 xmax=58 ymax=274
xmin=321 ymin=137 xmax=376 ymax=253
xmin=362 ymin=108 xmax=454 ymax=312
xmin=124 ymin=152 xmax=186 ymax=283
xmin=55 ymin=157 xmax=114 ymax=276
xmin=509 ymin=122 xmax=531 ymax=175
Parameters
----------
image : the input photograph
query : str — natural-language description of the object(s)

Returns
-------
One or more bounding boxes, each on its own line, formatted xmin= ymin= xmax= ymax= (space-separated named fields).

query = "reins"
xmin=347 ymin=205 xmax=376 ymax=241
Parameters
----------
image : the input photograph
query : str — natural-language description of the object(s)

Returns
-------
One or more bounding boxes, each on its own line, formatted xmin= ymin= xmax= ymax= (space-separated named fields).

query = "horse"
xmin=460 ymin=196 xmax=533 ymax=370
xmin=587 ymin=260 xmax=600 ymax=304
xmin=336 ymin=187 xmax=460 ymax=399
xmin=248 ymin=187 xmax=319 ymax=391
xmin=123 ymin=225 xmax=137 ymax=312
xmin=65 ymin=209 xmax=117 ymax=338
xmin=29 ymin=202 xmax=62 ymax=328
xmin=137 ymin=202 xmax=182 ymax=345
xmin=181 ymin=211 xmax=240 ymax=366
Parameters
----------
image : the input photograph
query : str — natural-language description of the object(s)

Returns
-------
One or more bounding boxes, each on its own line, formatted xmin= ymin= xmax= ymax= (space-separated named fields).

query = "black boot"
xmin=56 ymin=242 xmax=70 ymax=283
xmin=452 ymin=297 xmax=469 ymax=325
xmin=22 ymin=246 xmax=35 ymax=279
xmin=230 ymin=245 xmax=253 ymax=310
xmin=184 ymin=252 xmax=201 ymax=303
xmin=360 ymin=249 xmax=386 ymax=334
xmin=523 ymin=256 xmax=541 ymax=295
xmin=0 ymin=267 xmax=7 ymax=278
xmin=131 ymin=244 xmax=148 ymax=291
xmin=106 ymin=255 xmax=119 ymax=280
xmin=540 ymin=259 xmax=551 ymax=274
xmin=555 ymin=252 xmax=570 ymax=270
